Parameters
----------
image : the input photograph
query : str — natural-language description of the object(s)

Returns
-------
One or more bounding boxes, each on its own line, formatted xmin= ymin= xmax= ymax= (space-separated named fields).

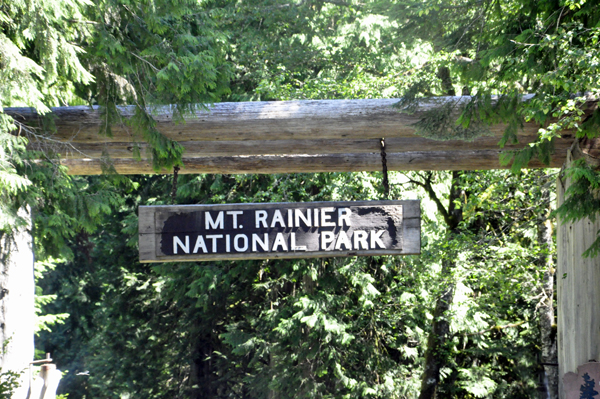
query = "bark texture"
xmin=59 ymin=150 xmax=567 ymax=176
xmin=0 ymin=207 xmax=35 ymax=399
xmin=537 ymin=181 xmax=558 ymax=399
xmin=418 ymin=258 xmax=455 ymax=399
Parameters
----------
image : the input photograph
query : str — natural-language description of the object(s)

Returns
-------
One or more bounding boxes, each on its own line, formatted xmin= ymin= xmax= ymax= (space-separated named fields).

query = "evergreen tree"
xmin=2 ymin=1 xmax=571 ymax=398
xmin=35 ymin=170 xmax=554 ymax=399
xmin=372 ymin=0 xmax=600 ymax=254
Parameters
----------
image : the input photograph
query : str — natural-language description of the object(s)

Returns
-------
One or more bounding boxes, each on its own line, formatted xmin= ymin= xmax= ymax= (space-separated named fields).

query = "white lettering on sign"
xmin=205 ymin=212 xmax=224 ymax=230
xmin=271 ymin=210 xmax=285 ymax=228
xmin=291 ymin=232 xmax=306 ymax=250
xmin=321 ymin=207 xmax=335 ymax=227
xmin=338 ymin=208 xmax=351 ymax=227
xmin=174 ymin=236 xmax=189 ymax=254
xmin=249 ymin=207 xmax=359 ymax=229
xmin=227 ymin=211 xmax=244 ymax=229
xmin=151 ymin=202 xmax=412 ymax=261
xmin=371 ymin=230 xmax=385 ymax=249
xmin=193 ymin=236 xmax=207 ymax=253
xmin=252 ymin=233 xmax=268 ymax=252
xmin=353 ymin=230 xmax=368 ymax=250
xmin=335 ymin=231 xmax=352 ymax=250
xmin=234 ymin=234 xmax=248 ymax=252
xmin=206 ymin=234 xmax=223 ymax=252
xmin=171 ymin=229 xmax=390 ymax=254
xmin=321 ymin=231 xmax=335 ymax=250
xmin=272 ymin=233 xmax=288 ymax=251
xmin=295 ymin=209 xmax=311 ymax=227
xmin=255 ymin=210 xmax=268 ymax=228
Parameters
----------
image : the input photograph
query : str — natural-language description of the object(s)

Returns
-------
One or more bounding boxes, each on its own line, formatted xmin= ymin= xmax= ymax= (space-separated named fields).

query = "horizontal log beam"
xmin=7 ymin=96 xmax=579 ymax=174
xmin=9 ymin=98 xmax=540 ymax=143
xmin=62 ymin=150 xmax=565 ymax=175
xmin=30 ymin=134 xmax=575 ymax=160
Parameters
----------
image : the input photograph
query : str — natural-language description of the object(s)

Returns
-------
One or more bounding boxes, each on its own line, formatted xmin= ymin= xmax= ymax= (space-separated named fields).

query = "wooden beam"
xmin=9 ymin=98 xmax=542 ymax=143
xmin=30 ymin=134 xmax=575 ymax=160
xmin=61 ymin=150 xmax=565 ymax=175
xmin=7 ymin=97 xmax=578 ymax=174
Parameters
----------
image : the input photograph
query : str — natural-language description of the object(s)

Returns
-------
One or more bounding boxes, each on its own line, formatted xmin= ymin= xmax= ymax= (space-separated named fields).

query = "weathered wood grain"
xmin=62 ymin=150 xmax=566 ymax=175
xmin=7 ymin=97 xmax=581 ymax=174
xmin=557 ymin=150 xmax=600 ymax=397
xmin=31 ymin=134 xmax=575 ymax=159
xmin=138 ymin=207 xmax=157 ymax=263
xmin=8 ymin=98 xmax=545 ymax=143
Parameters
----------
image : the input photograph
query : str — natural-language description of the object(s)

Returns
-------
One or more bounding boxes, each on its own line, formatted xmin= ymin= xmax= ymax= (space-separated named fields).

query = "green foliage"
xmin=556 ymin=159 xmax=600 ymax=257
xmin=0 ymin=0 xmax=93 ymax=111
xmin=0 ymin=369 xmax=20 ymax=399
xmin=374 ymin=0 xmax=600 ymax=256
xmin=35 ymin=259 xmax=70 ymax=334
xmin=1 ymin=1 xmax=566 ymax=398
xmin=35 ymin=170 xmax=555 ymax=399
xmin=1 ymin=0 xmax=233 ymax=243
xmin=220 ymin=0 xmax=419 ymax=101
xmin=82 ymin=0 xmax=232 ymax=170
xmin=0 ymin=0 xmax=95 ymax=231
xmin=383 ymin=0 xmax=600 ymax=157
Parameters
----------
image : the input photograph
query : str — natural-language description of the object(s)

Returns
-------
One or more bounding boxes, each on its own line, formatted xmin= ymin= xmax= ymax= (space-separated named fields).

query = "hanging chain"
xmin=380 ymin=138 xmax=390 ymax=199
xmin=171 ymin=166 xmax=180 ymax=204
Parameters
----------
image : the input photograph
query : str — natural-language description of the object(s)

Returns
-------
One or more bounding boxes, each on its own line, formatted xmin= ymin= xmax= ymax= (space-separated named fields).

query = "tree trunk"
xmin=537 ymin=181 xmax=558 ymax=399
xmin=0 ymin=207 xmax=35 ymax=399
xmin=190 ymin=335 xmax=213 ymax=399
xmin=437 ymin=67 xmax=456 ymax=97
xmin=418 ymin=171 xmax=463 ymax=399
xmin=418 ymin=258 xmax=455 ymax=399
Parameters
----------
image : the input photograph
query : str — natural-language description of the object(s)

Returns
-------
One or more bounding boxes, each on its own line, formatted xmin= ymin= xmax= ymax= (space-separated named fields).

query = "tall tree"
xmin=404 ymin=171 xmax=462 ymax=399
xmin=1 ymin=0 xmax=231 ymax=395
xmin=534 ymin=173 xmax=558 ymax=399
xmin=373 ymin=0 xmax=600 ymax=251
xmin=0 ymin=0 xmax=92 ymax=390
xmin=33 ymin=169 xmax=556 ymax=399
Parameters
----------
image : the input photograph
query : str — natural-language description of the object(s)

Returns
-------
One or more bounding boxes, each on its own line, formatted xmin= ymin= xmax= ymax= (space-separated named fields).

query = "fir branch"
xmin=465 ymin=320 xmax=526 ymax=336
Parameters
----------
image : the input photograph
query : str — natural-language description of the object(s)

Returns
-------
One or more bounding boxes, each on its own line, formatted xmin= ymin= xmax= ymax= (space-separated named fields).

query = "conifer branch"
xmin=465 ymin=320 xmax=526 ymax=336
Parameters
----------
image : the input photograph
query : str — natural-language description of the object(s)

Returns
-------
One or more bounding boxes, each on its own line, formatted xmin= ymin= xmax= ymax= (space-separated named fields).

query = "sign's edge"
xmin=138 ymin=199 xmax=417 ymax=211
xmin=139 ymin=249 xmax=421 ymax=263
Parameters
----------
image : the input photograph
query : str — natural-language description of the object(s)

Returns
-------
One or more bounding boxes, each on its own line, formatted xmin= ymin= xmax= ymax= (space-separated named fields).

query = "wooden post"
xmin=28 ymin=363 xmax=62 ymax=399
xmin=557 ymin=143 xmax=600 ymax=398
xmin=0 ymin=207 xmax=34 ymax=399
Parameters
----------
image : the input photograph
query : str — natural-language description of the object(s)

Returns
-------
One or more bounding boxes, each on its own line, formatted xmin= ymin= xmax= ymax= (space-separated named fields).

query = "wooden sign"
xmin=139 ymin=200 xmax=420 ymax=262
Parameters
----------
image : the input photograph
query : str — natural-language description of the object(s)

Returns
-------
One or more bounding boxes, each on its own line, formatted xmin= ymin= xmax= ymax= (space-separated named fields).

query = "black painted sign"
xmin=139 ymin=200 xmax=420 ymax=262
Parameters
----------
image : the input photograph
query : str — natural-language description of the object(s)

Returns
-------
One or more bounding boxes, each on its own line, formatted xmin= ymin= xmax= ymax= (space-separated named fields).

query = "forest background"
xmin=2 ymin=0 xmax=600 ymax=398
